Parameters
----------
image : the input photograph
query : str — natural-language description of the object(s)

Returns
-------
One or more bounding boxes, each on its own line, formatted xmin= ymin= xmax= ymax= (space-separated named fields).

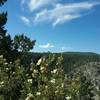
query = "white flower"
xmin=6 ymin=68 xmax=9 ymax=71
xmin=4 ymin=62 xmax=8 ymax=65
xmin=10 ymin=62 xmax=12 ymax=64
xmin=0 ymin=81 xmax=4 ymax=88
xmin=30 ymin=67 xmax=33 ymax=71
xmin=55 ymin=90 xmax=58 ymax=94
xmin=25 ymin=97 xmax=30 ymax=100
xmin=66 ymin=96 xmax=71 ymax=100
xmin=0 ymin=81 xmax=4 ymax=85
xmin=12 ymin=72 xmax=15 ymax=74
xmin=25 ymin=93 xmax=33 ymax=100
xmin=26 ymin=74 xmax=29 ymax=76
xmin=3 ymin=59 xmax=6 ymax=62
xmin=50 ymin=79 xmax=55 ymax=83
xmin=96 ymin=86 xmax=99 ymax=91
xmin=33 ymin=69 xmax=38 ymax=74
xmin=40 ymin=67 xmax=45 ymax=71
xmin=52 ymin=69 xmax=57 ymax=74
xmin=40 ymin=67 xmax=45 ymax=73
xmin=27 ymin=93 xmax=33 ymax=97
xmin=32 ymin=73 xmax=35 ymax=78
xmin=61 ymin=83 xmax=64 ymax=88
xmin=0 ymin=55 xmax=3 ymax=58
xmin=27 ymin=79 xmax=32 ymax=83
xmin=45 ymin=85 xmax=48 ymax=89
xmin=37 ymin=58 xmax=42 ymax=65
xmin=36 ymin=92 xmax=41 ymax=96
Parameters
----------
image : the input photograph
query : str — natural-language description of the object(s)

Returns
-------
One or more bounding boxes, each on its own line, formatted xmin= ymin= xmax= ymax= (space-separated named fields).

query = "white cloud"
xmin=39 ymin=43 xmax=54 ymax=49
xmin=20 ymin=16 xmax=30 ymax=26
xmin=28 ymin=0 xmax=59 ymax=12
xmin=61 ymin=46 xmax=73 ymax=51
xmin=34 ymin=1 xmax=100 ymax=26
xmin=19 ymin=1 xmax=100 ymax=26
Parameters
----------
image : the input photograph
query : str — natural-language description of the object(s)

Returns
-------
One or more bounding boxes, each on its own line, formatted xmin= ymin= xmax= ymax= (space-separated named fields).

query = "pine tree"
xmin=0 ymin=0 xmax=13 ymax=61
xmin=13 ymin=34 xmax=36 ymax=53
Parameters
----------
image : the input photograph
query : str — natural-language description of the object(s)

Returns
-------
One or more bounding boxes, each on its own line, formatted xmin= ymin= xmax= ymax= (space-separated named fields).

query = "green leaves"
xmin=0 ymin=54 xmax=99 ymax=100
xmin=13 ymin=34 xmax=36 ymax=52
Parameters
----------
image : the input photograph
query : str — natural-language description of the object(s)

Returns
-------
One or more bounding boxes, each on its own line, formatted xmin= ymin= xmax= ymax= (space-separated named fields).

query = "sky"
xmin=0 ymin=0 xmax=100 ymax=53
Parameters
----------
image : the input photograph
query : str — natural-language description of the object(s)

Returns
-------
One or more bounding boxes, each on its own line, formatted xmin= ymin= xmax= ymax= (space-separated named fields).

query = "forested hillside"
xmin=25 ymin=52 xmax=100 ymax=73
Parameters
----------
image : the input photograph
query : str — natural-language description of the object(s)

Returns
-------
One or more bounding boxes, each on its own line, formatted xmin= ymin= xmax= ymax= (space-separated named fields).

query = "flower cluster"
xmin=0 ymin=55 xmax=99 ymax=100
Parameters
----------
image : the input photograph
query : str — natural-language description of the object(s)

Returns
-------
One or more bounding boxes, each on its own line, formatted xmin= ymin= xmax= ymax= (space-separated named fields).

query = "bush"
xmin=0 ymin=54 xmax=100 ymax=100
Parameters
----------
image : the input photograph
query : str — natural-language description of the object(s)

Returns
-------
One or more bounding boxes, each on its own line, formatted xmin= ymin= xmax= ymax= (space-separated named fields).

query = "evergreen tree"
xmin=13 ymin=34 xmax=36 ymax=67
xmin=0 ymin=0 xmax=13 ymax=61
xmin=13 ymin=34 xmax=36 ymax=53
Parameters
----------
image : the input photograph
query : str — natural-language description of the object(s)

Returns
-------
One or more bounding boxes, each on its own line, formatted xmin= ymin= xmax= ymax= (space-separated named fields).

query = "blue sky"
xmin=1 ymin=0 xmax=100 ymax=53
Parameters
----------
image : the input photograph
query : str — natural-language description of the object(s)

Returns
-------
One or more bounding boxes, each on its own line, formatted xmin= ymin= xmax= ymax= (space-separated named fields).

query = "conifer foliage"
xmin=0 ymin=0 xmax=35 ymax=62
xmin=0 ymin=0 xmax=13 ymax=61
xmin=14 ymin=34 xmax=36 ymax=53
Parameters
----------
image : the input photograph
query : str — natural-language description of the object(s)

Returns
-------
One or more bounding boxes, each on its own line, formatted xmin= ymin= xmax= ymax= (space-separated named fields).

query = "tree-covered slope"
xmin=24 ymin=52 xmax=100 ymax=73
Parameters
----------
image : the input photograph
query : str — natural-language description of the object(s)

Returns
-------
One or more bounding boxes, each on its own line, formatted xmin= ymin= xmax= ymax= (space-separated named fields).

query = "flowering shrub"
xmin=0 ymin=54 xmax=100 ymax=100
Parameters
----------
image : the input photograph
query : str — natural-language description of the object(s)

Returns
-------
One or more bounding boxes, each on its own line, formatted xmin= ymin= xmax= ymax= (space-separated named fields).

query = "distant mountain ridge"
xmin=62 ymin=52 xmax=99 ymax=55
